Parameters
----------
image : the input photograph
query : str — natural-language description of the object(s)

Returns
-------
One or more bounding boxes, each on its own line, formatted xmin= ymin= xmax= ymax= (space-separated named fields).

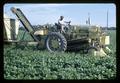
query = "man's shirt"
xmin=58 ymin=19 xmax=65 ymax=26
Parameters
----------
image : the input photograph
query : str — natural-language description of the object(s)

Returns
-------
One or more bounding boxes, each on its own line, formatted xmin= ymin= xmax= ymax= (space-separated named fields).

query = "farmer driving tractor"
xmin=58 ymin=16 xmax=71 ymax=33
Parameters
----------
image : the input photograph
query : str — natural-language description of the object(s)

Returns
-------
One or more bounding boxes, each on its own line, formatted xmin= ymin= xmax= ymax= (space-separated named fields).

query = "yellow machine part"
xmin=34 ymin=29 xmax=48 ymax=35
xmin=89 ymin=27 xmax=98 ymax=32
xmin=88 ymin=48 xmax=107 ymax=57
xmin=100 ymin=36 xmax=110 ymax=45
xmin=94 ymin=48 xmax=107 ymax=56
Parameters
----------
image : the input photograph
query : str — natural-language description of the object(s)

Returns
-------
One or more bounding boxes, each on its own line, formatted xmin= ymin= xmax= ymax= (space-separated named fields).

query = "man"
xmin=58 ymin=16 xmax=70 ymax=33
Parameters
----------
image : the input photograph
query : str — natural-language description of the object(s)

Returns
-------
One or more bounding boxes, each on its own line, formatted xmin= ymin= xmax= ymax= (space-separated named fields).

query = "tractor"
xmin=35 ymin=20 xmax=111 ymax=56
xmin=4 ymin=7 xmax=111 ymax=56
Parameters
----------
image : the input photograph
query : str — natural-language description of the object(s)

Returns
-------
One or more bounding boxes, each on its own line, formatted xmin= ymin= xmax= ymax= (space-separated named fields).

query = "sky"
xmin=4 ymin=3 xmax=116 ymax=27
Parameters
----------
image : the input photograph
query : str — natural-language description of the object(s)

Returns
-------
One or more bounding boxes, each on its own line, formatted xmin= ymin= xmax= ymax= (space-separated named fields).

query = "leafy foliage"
xmin=4 ymin=30 xmax=116 ymax=80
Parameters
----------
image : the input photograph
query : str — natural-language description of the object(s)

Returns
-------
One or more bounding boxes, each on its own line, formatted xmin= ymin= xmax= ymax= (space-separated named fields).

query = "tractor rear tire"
xmin=46 ymin=32 xmax=67 ymax=52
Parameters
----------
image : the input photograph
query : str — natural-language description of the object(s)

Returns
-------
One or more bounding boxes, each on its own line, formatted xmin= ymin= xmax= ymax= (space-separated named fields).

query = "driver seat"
xmin=55 ymin=23 xmax=62 ymax=30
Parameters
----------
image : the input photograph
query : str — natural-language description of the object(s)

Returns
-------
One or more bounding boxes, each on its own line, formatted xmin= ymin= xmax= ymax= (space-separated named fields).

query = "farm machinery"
xmin=4 ymin=7 xmax=111 ymax=56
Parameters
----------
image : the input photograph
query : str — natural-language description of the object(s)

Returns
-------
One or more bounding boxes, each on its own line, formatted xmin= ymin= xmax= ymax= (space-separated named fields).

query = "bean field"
xmin=4 ymin=30 xmax=116 ymax=80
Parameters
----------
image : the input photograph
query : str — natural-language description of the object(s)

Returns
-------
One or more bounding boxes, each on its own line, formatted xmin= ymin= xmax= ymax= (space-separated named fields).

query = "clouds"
xmin=4 ymin=4 xmax=68 ymax=24
xmin=4 ymin=4 xmax=116 ymax=27
xmin=4 ymin=4 xmax=70 ymax=13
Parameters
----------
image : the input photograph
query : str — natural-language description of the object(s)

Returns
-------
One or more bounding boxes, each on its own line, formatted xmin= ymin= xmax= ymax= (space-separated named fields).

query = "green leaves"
xmin=4 ymin=46 xmax=116 ymax=79
xmin=4 ymin=30 xmax=116 ymax=79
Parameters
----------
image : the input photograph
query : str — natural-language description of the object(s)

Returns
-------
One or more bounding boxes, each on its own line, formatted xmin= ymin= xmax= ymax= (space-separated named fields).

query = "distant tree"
xmin=19 ymin=26 xmax=25 ymax=30
xmin=101 ymin=27 xmax=116 ymax=30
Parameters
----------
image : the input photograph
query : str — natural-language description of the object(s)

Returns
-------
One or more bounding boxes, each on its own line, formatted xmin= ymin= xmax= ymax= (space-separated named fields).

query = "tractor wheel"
xmin=46 ymin=32 xmax=67 ymax=52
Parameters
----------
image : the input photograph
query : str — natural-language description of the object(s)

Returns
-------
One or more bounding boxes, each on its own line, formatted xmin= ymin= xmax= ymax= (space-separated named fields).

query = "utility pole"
xmin=107 ymin=10 xmax=108 ymax=29
xmin=88 ymin=12 xmax=91 ymax=26
xmin=86 ymin=12 xmax=91 ymax=26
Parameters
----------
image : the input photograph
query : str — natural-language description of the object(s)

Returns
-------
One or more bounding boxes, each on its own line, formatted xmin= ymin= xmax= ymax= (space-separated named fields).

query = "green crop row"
xmin=4 ymin=30 xmax=116 ymax=80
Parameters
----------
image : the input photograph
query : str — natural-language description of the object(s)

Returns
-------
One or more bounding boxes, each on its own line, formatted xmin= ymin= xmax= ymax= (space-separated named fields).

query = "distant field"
xmin=4 ymin=30 xmax=116 ymax=79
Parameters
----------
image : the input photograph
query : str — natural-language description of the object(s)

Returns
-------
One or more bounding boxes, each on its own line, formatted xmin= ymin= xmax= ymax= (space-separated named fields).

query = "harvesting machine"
xmin=4 ymin=7 xmax=111 ymax=56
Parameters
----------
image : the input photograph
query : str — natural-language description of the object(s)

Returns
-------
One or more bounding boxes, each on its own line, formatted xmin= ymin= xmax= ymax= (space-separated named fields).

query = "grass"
xmin=4 ymin=30 xmax=116 ymax=80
